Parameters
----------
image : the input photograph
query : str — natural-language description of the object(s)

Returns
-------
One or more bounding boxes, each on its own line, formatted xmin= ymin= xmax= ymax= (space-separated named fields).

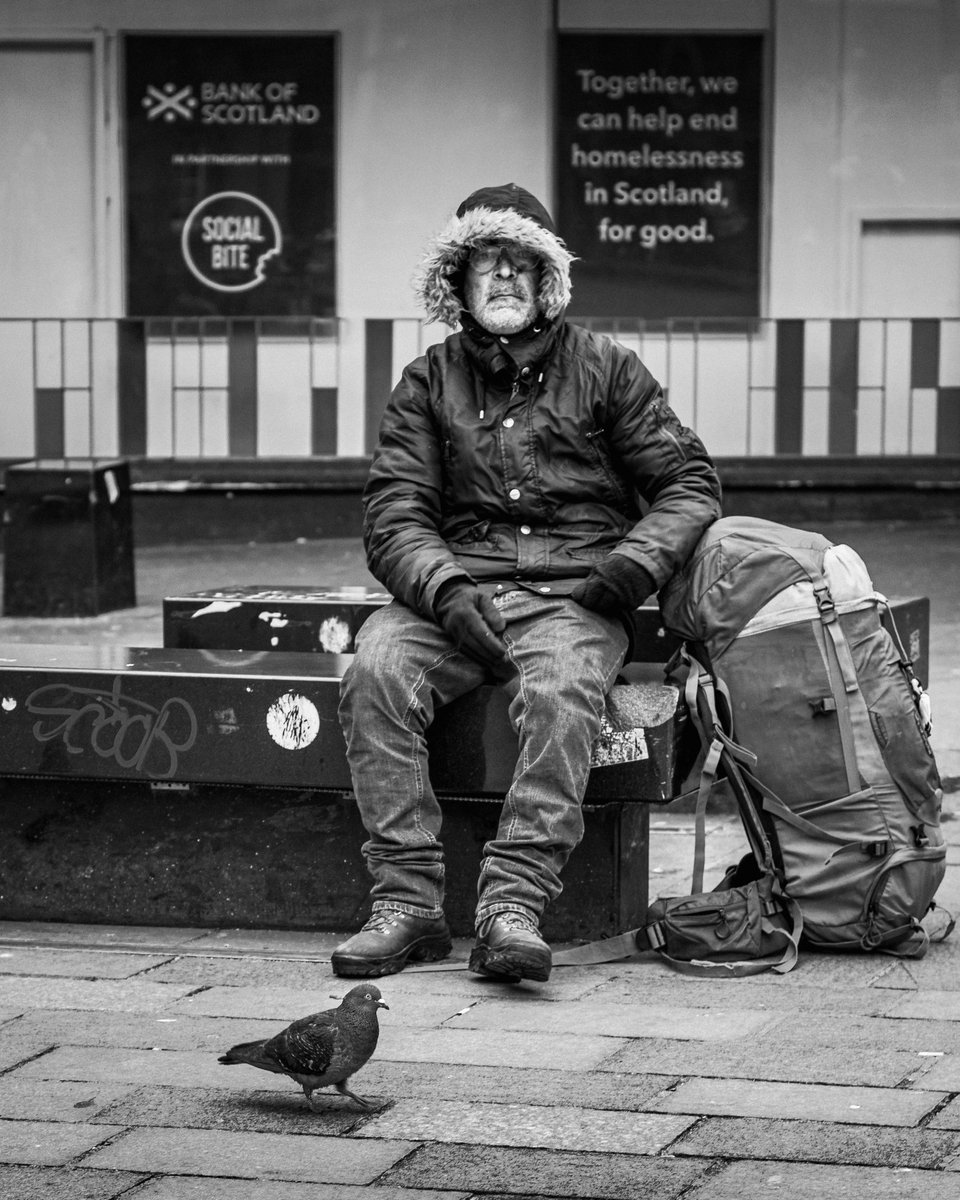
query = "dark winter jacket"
xmin=361 ymin=183 xmax=722 ymax=618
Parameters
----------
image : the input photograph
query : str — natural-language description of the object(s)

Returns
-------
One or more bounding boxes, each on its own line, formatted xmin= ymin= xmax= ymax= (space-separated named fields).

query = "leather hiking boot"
xmin=469 ymin=911 xmax=552 ymax=982
xmin=331 ymin=909 xmax=453 ymax=978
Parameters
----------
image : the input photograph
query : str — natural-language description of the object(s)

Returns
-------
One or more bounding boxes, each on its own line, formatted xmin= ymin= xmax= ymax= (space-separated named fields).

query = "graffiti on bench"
xmin=26 ymin=676 xmax=199 ymax=779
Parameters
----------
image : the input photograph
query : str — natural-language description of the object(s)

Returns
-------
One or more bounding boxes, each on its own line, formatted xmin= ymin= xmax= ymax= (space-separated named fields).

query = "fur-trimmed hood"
xmin=413 ymin=183 xmax=575 ymax=328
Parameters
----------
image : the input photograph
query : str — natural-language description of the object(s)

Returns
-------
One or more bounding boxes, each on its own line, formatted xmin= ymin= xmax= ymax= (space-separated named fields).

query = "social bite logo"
xmin=180 ymin=191 xmax=282 ymax=292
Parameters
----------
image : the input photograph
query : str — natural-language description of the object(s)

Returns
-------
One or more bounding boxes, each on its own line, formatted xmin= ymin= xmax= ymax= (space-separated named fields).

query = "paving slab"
xmin=133 ymin=1176 xmax=466 ymax=1199
xmin=0 ymin=1025 xmax=59 ymax=1074
xmin=693 ymin=1158 xmax=960 ymax=1199
xmin=11 ymin=1045 xmax=365 ymax=1098
xmin=0 ymin=1077 xmax=138 ymax=1123
xmin=375 ymin=1024 xmax=625 ymax=1070
xmin=0 ymin=922 xmax=211 ymax=950
xmin=380 ymin=1141 xmax=710 ymax=1198
xmin=670 ymin=1115 xmax=960 ymax=1168
xmin=599 ymin=1034 xmax=919 ymax=1086
xmin=353 ymin=1098 xmax=695 ymax=1153
xmin=450 ymin=998 xmax=779 ymax=1040
xmin=92 ymin=1084 xmax=374 ymax=1134
xmin=0 ymin=1117 xmax=116 ymax=1166
xmin=760 ymin=1010 xmax=960 ymax=1053
xmin=356 ymin=1060 xmax=676 ymax=1109
xmin=928 ymin=1094 xmax=960 ymax=1129
xmin=648 ymin=1076 xmax=945 ymax=1126
xmin=185 ymin=929 xmax=346 ymax=956
xmin=82 ymin=1126 xmax=418 ymax=1184
xmin=169 ymin=984 xmax=459 ymax=1027
xmin=887 ymin=989 xmax=960 ymax=1021
xmin=8 ymin=1007 xmax=282 ymax=1053
xmin=147 ymin=957 xmax=371 ymax=990
xmin=0 ymin=947 xmax=176 ymax=979
xmin=585 ymin=971 xmax=848 ymax=1012
xmin=898 ymin=936 xmax=960 ymax=990
xmin=356 ymin=958 xmax=603 ymax=1002
xmin=907 ymin=1054 xmax=960 ymax=1092
xmin=0 ymin=1164 xmax=147 ymax=1200
xmin=0 ymin=976 xmax=195 ymax=1013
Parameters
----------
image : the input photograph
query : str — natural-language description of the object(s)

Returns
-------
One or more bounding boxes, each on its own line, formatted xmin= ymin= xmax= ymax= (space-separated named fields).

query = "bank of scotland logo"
xmin=142 ymin=83 xmax=197 ymax=122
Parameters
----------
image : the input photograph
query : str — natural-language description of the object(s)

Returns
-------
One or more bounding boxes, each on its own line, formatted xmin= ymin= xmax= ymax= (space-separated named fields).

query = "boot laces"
xmin=362 ymin=910 xmax=404 ymax=935
xmin=497 ymin=911 xmax=538 ymax=934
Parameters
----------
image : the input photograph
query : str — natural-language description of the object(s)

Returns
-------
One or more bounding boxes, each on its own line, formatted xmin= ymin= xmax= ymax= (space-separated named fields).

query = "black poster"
xmin=556 ymin=33 xmax=764 ymax=318
xmin=124 ymin=34 xmax=336 ymax=317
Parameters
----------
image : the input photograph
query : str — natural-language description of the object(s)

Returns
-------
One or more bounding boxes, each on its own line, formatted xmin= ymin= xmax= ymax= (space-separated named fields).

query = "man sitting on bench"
xmin=333 ymin=183 xmax=721 ymax=983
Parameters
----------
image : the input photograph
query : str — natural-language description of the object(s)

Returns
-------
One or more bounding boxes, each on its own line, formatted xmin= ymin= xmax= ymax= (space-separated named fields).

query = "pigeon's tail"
xmin=218 ymin=1040 xmax=279 ymax=1071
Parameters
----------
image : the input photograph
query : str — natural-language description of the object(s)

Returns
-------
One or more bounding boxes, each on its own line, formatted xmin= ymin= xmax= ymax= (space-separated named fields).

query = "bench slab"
xmin=162 ymin=585 xmax=682 ymax=662
xmin=0 ymin=642 xmax=675 ymax=938
xmin=162 ymin=585 xmax=931 ymax=686
xmin=0 ymin=643 xmax=684 ymax=801
xmin=0 ymin=774 xmax=648 ymax=940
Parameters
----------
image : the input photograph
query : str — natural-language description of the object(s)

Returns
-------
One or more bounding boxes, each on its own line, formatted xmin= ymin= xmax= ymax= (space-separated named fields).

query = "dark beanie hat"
xmin=455 ymin=182 xmax=558 ymax=236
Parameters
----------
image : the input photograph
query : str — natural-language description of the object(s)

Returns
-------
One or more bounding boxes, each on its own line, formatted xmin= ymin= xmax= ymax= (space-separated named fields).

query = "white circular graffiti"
xmin=318 ymin=615 xmax=352 ymax=653
xmin=266 ymin=692 xmax=320 ymax=751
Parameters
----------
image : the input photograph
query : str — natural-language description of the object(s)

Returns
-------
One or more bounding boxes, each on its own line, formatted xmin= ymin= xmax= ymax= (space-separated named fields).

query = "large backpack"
xmin=554 ymin=515 xmax=949 ymax=976
xmin=659 ymin=516 xmax=948 ymax=957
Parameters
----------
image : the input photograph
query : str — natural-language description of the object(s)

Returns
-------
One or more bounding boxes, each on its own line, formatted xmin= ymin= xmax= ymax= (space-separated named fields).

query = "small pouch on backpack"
xmin=636 ymin=868 xmax=802 ymax=977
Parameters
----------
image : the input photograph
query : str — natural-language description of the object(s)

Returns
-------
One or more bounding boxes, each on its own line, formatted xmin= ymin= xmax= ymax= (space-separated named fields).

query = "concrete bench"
xmin=0 ymin=587 xmax=930 ymax=941
xmin=0 ymin=637 xmax=684 ymax=940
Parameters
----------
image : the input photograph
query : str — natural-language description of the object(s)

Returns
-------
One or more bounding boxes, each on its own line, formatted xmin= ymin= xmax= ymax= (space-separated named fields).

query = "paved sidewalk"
xmin=1 ymin=519 xmax=959 ymax=1197
xmin=1 ymin=849 xmax=960 ymax=1200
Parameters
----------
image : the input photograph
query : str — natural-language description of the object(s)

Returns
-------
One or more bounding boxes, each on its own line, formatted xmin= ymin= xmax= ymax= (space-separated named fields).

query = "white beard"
xmin=471 ymin=293 xmax=538 ymax=335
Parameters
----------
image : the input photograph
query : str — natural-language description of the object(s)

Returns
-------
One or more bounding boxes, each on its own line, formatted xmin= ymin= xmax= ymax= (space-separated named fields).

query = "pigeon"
xmin=217 ymin=983 xmax=388 ymax=1110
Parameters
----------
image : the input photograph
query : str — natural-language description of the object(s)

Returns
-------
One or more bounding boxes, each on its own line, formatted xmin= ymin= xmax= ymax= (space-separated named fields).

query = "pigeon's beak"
xmin=377 ymin=1000 xmax=389 ymax=1010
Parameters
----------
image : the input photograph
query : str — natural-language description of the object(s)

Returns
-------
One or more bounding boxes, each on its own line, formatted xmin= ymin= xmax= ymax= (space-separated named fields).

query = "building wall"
xmin=770 ymin=0 xmax=960 ymax=317
xmin=0 ymin=0 xmax=958 ymax=461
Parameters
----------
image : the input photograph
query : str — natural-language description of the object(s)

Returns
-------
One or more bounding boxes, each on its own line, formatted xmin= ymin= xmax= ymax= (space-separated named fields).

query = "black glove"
xmin=571 ymin=555 xmax=656 ymax=616
xmin=433 ymin=580 xmax=508 ymax=669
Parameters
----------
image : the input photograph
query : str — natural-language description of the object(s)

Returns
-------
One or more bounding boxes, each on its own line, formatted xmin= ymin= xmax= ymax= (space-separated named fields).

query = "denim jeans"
xmin=338 ymin=590 xmax=628 ymax=927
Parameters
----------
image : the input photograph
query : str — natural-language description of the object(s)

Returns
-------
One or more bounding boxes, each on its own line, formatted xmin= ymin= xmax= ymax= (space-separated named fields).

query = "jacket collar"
xmin=459 ymin=313 xmax=561 ymax=390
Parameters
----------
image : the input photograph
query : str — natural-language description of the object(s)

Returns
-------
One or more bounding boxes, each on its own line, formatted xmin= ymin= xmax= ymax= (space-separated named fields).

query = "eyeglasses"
xmin=467 ymin=243 xmax=541 ymax=274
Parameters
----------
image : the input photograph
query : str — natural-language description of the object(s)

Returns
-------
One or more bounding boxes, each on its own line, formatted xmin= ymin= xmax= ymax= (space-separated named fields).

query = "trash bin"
xmin=2 ymin=458 xmax=136 ymax=617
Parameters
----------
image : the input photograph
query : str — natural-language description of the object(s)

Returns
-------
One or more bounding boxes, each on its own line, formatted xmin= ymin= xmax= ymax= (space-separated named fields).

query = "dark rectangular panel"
xmin=911 ymin=318 xmax=940 ymax=389
xmin=34 ymin=389 xmax=64 ymax=458
xmin=364 ymin=318 xmax=393 ymax=453
xmin=311 ymin=386 xmax=338 ymax=455
xmin=828 ymin=319 xmax=858 ymax=454
xmin=774 ymin=319 xmax=804 ymax=454
xmin=937 ymin=386 xmax=960 ymax=455
xmin=228 ymin=319 xmax=258 ymax=456
xmin=117 ymin=319 xmax=148 ymax=456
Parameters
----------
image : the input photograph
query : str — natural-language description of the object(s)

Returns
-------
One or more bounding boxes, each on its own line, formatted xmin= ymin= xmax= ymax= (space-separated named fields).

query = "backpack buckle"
xmin=813 ymin=583 xmax=837 ymax=623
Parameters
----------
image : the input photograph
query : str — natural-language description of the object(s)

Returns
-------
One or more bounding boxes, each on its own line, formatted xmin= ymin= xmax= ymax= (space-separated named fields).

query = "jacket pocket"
xmin=585 ymin=428 xmax=631 ymax=508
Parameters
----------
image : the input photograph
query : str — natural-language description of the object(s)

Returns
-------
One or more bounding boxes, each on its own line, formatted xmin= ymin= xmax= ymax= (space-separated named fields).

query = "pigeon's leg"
xmin=302 ymin=1085 xmax=324 ymax=1112
xmin=336 ymin=1079 xmax=374 ymax=1110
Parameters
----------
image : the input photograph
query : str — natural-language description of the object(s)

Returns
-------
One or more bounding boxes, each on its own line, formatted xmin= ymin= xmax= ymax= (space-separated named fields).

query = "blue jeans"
xmin=338 ymin=591 xmax=628 ymax=927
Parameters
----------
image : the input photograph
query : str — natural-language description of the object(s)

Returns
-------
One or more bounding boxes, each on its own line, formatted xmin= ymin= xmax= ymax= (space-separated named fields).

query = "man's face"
xmin=463 ymin=243 xmax=541 ymax=335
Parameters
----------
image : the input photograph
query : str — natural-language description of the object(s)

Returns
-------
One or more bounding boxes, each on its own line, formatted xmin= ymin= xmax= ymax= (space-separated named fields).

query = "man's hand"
xmin=434 ymin=580 xmax=508 ymax=669
xmin=571 ymin=556 xmax=656 ymax=616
